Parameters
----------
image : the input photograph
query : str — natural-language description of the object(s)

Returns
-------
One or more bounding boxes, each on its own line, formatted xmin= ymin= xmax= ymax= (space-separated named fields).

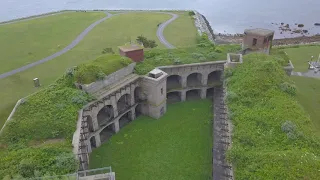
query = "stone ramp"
xmin=92 ymin=73 xmax=140 ymax=99
xmin=212 ymin=85 xmax=234 ymax=180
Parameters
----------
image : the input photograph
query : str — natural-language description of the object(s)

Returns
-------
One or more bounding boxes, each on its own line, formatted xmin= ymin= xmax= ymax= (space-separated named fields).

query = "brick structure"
xmin=119 ymin=44 xmax=144 ymax=62
xmin=242 ymin=28 xmax=274 ymax=55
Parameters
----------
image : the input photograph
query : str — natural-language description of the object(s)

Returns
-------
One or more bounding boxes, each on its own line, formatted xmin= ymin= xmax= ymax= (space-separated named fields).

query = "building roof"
xmin=119 ymin=44 xmax=144 ymax=52
xmin=244 ymin=28 xmax=274 ymax=36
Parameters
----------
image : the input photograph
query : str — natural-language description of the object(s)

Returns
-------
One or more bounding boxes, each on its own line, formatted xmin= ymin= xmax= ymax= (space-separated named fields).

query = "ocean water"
xmin=1 ymin=0 xmax=320 ymax=39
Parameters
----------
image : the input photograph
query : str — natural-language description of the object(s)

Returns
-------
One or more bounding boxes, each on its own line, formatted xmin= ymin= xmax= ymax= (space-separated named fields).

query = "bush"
xmin=215 ymin=47 xmax=223 ymax=53
xmin=188 ymin=11 xmax=195 ymax=16
xmin=207 ymin=52 xmax=218 ymax=59
xmin=101 ymin=47 xmax=114 ymax=54
xmin=136 ymin=35 xmax=158 ymax=48
xmin=279 ymin=82 xmax=297 ymax=96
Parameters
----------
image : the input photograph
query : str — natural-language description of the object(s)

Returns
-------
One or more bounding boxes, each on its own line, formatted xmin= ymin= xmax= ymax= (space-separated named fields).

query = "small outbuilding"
xmin=119 ymin=44 xmax=144 ymax=62
xmin=242 ymin=28 xmax=274 ymax=55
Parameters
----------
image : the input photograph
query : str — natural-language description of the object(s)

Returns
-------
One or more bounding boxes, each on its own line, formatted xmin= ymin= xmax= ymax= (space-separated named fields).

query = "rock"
xmin=315 ymin=23 xmax=320 ymax=26
xmin=285 ymin=24 xmax=290 ymax=28
xmin=298 ymin=24 xmax=304 ymax=27
xmin=281 ymin=22 xmax=284 ymax=25
xmin=303 ymin=30 xmax=308 ymax=33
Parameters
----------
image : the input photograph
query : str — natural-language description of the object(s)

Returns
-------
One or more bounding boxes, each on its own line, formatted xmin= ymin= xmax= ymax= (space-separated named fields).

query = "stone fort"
xmin=71 ymin=45 xmax=236 ymax=172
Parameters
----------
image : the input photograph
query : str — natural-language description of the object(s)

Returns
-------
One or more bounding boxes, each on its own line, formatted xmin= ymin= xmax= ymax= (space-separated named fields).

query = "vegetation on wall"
xmin=135 ymin=34 xmax=241 ymax=75
xmin=74 ymin=54 xmax=131 ymax=84
xmin=225 ymin=53 xmax=320 ymax=179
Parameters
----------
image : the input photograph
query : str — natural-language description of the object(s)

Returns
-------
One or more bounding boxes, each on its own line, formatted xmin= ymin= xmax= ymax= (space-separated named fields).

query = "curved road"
xmin=0 ymin=11 xmax=178 ymax=79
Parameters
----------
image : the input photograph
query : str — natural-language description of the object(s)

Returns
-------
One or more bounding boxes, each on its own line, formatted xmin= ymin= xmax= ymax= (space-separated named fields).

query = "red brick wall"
xmin=125 ymin=49 xmax=144 ymax=62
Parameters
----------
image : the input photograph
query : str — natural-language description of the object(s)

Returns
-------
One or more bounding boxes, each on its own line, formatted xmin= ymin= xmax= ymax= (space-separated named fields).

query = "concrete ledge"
xmin=0 ymin=98 xmax=23 ymax=135
xmin=157 ymin=60 xmax=226 ymax=69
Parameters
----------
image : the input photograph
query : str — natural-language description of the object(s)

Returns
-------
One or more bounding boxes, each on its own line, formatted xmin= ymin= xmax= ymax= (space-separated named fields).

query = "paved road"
xmin=0 ymin=11 xmax=178 ymax=79
xmin=0 ymin=12 xmax=113 ymax=79
xmin=156 ymin=12 xmax=178 ymax=49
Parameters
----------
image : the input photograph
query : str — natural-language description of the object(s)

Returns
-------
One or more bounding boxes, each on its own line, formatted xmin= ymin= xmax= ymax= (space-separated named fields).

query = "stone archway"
xmin=134 ymin=87 xmax=144 ymax=103
xmin=135 ymin=104 xmax=142 ymax=117
xmin=90 ymin=136 xmax=96 ymax=149
xmin=186 ymin=89 xmax=201 ymax=100
xmin=187 ymin=73 xmax=202 ymax=87
xmin=208 ymin=71 xmax=222 ymax=86
xmin=119 ymin=111 xmax=132 ymax=129
xmin=167 ymin=75 xmax=182 ymax=91
xmin=97 ymin=105 xmax=114 ymax=127
xmin=206 ymin=88 xmax=214 ymax=99
xmin=99 ymin=125 xmax=115 ymax=143
xmin=117 ymin=94 xmax=131 ymax=113
xmin=167 ymin=91 xmax=181 ymax=103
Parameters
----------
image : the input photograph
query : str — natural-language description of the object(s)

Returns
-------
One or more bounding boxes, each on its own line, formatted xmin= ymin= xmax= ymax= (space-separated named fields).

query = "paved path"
xmin=0 ymin=11 xmax=178 ymax=80
xmin=292 ymin=70 xmax=320 ymax=78
xmin=156 ymin=12 xmax=178 ymax=49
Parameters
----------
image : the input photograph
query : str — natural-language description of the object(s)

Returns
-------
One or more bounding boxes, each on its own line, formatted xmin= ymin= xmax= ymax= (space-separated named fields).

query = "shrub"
xmin=136 ymin=35 xmax=158 ymax=48
xmin=215 ymin=47 xmax=223 ymax=53
xmin=207 ymin=52 xmax=218 ymax=59
xmin=188 ymin=11 xmax=195 ymax=16
xmin=102 ymin=47 xmax=114 ymax=54
xmin=281 ymin=120 xmax=296 ymax=134
xmin=191 ymin=52 xmax=204 ymax=59
xmin=279 ymin=82 xmax=297 ymax=96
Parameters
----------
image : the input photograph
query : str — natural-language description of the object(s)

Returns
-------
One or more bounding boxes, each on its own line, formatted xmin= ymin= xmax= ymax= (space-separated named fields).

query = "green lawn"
xmin=0 ymin=12 xmax=175 ymax=128
xmin=163 ymin=11 xmax=198 ymax=47
xmin=291 ymin=76 xmax=320 ymax=136
xmin=0 ymin=12 xmax=106 ymax=74
xmin=89 ymin=99 xmax=213 ymax=180
xmin=283 ymin=45 xmax=320 ymax=72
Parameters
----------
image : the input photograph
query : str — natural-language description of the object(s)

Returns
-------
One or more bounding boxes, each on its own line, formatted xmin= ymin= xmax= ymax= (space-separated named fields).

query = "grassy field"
xmin=291 ymin=76 xmax=320 ymax=136
xmin=0 ymin=11 xmax=105 ymax=74
xmin=283 ymin=45 xmax=320 ymax=72
xmin=163 ymin=11 xmax=198 ymax=47
xmin=0 ymin=12 xmax=182 ymax=128
xmin=89 ymin=100 xmax=213 ymax=180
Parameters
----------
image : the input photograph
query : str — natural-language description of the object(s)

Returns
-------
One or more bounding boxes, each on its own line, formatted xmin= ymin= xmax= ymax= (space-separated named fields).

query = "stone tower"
xmin=140 ymin=69 xmax=168 ymax=119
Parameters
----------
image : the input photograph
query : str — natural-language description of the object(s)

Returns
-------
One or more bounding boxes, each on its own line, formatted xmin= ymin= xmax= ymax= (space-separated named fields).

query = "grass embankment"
xmin=90 ymin=99 xmax=213 ymax=180
xmin=282 ymin=45 xmax=320 ymax=72
xmin=0 ymin=12 xmax=106 ymax=74
xmin=291 ymin=76 xmax=320 ymax=137
xmin=226 ymin=53 xmax=320 ymax=179
xmin=0 ymin=54 xmax=131 ymax=178
xmin=0 ymin=12 xmax=182 ymax=128
xmin=163 ymin=11 xmax=198 ymax=47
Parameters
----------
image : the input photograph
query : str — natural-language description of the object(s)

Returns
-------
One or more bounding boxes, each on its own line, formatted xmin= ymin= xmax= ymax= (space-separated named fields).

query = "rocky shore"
xmin=193 ymin=11 xmax=215 ymax=42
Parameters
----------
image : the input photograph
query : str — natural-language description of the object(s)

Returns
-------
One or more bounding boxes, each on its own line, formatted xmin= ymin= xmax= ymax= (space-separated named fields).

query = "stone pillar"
xmin=95 ymin=135 xmax=101 ymax=147
xmin=202 ymin=73 xmax=208 ymax=86
xmin=130 ymin=108 xmax=136 ymax=120
xmin=131 ymin=85 xmax=136 ymax=104
xmin=113 ymin=119 xmax=120 ymax=133
xmin=92 ymin=116 xmax=99 ymax=131
xmin=181 ymin=90 xmax=186 ymax=101
xmin=111 ymin=96 xmax=118 ymax=117
xmin=200 ymin=88 xmax=206 ymax=99
xmin=181 ymin=76 xmax=187 ymax=88
xmin=87 ymin=140 xmax=92 ymax=153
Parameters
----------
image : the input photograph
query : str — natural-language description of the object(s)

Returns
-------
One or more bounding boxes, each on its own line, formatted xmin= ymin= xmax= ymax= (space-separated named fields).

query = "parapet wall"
xmin=79 ymin=63 xmax=136 ymax=94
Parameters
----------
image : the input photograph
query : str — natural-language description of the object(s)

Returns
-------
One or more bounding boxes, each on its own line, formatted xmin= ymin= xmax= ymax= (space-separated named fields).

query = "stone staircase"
xmin=212 ymin=83 xmax=234 ymax=180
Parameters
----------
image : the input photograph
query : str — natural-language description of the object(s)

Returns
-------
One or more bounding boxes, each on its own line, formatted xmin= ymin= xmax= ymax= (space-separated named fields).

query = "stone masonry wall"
xmin=80 ymin=63 xmax=136 ymax=94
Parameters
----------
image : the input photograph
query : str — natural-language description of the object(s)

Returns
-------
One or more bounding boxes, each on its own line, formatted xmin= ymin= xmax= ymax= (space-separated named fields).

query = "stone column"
xmin=130 ymin=108 xmax=136 ymax=120
xmin=95 ymin=135 xmax=101 ymax=147
xmin=181 ymin=76 xmax=187 ymax=88
xmin=111 ymin=96 xmax=118 ymax=117
xmin=113 ymin=119 xmax=120 ymax=133
xmin=202 ymin=73 xmax=208 ymax=86
xmin=181 ymin=90 xmax=186 ymax=101
xmin=200 ymin=88 xmax=206 ymax=99
xmin=92 ymin=116 xmax=99 ymax=131
xmin=87 ymin=140 xmax=92 ymax=153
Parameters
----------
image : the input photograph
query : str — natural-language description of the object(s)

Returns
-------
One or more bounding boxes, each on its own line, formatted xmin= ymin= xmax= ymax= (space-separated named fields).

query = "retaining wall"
xmin=79 ymin=63 xmax=136 ymax=94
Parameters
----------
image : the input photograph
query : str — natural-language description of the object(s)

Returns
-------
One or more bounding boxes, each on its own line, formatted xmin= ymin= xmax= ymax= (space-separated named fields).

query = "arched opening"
xmin=167 ymin=91 xmax=181 ymax=104
xmin=119 ymin=111 xmax=132 ymax=129
xmin=167 ymin=75 xmax=182 ymax=91
xmin=90 ymin=136 xmax=96 ymax=149
xmin=186 ymin=89 xmax=201 ymax=100
xmin=99 ymin=125 xmax=115 ymax=143
xmin=86 ymin=116 xmax=94 ymax=133
xmin=97 ymin=105 xmax=114 ymax=127
xmin=206 ymin=88 xmax=214 ymax=100
xmin=208 ymin=71 xmax=222 ymax=86
xmin=134 ymin=87 xmax=144 ymax=103
xmin=187 ymin=73 xmax=202 ymax=87
xmin=135 ymin=104 xmax=142 ymax=117
xmin=117 ymin=94 xmax=131 ymax=114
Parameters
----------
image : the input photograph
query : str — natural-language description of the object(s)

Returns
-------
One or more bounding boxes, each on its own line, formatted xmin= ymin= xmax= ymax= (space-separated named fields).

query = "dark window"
xmin=252 ymin=38 xmax=257 ymax=46
xmin=161 ymin=88 xmax=163 ymax=95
